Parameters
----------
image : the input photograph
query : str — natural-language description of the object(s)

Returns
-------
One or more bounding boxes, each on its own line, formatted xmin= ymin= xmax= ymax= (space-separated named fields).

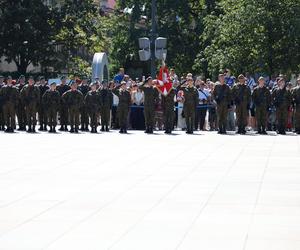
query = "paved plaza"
xmin=0 ymin=131 xmax=300 ymax=250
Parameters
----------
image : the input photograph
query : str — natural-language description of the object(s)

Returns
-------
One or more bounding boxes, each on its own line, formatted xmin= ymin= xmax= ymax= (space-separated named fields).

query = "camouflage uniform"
xmin=139 ymin=82 xmax=159 ymax=134
xmin=162 ymin=89 xmax=176 ymax=134
xmin=0 ymin=85 xmax=19 ymax=132
xmin=38 ymin=83 xmax=49 ymax=131
xmin=292 ymin=85 xmax=300 ymax=134
xmin=42 ymin=89 xmax=60 ymax=132
xmin=62 ymin=89 xmax=84 ymax=133
xmin=272 ymin=87 xmax=292 ymax=134
xmin=20 ymin=85 xmax=40 ymax=132
xmin=177 ymin=85 xmax=199 ymax=134
xmin=57 ymin=83 xmax=71 ymax=131
xmin=98 ymin=88 xmax=113 ymax=132
xmin=85 ymin=90 xmax=101 ymax=133
xmin=112 ymin=85 xmax=131 ymax=133
xmin=252 ymin=86 xmax=271 ymax=134
xmin=232 ymin=83 xmax=251 ymax=134
xmin=213 ymin=83 xmax=231 ymax=134
xmin=78 ymin=84 xmax=90 ymax=131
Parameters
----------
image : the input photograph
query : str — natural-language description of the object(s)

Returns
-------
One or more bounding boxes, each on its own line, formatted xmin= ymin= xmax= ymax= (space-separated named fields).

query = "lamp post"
xmin=150 ymin=0 xmax=157 ymax=78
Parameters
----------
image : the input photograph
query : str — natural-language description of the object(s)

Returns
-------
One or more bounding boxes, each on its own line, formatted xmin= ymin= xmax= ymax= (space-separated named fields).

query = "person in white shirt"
xmin=195 ymin=80 xmax=211 ymax=130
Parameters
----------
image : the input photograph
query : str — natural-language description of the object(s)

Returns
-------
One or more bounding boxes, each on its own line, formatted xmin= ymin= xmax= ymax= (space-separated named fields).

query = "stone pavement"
xmin=0 ymin=131 xmax=300 ymax=250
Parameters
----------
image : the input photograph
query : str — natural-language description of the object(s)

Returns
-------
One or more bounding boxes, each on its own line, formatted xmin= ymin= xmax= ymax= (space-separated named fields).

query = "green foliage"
xmin=201 ymin=0 xmax=300 ymax=78
xmin=0 ymin=0 xmax=55 ymax=74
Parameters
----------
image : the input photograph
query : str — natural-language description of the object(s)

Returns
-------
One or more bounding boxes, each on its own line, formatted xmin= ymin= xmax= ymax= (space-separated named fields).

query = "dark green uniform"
xmin=85 ymin=90 xmax=101 ymax=133
xmin=177 ymin=85 xmax=199 ymax=134
xmin=20 ymin=85 xmax=40 ymax=132
xmin=38 ymin=84 xmax=49 ymax=131
xmin=272 ymin=87 xmax=292 ymax=134
xmin=98 ymin=88 xmax=113 ymax=131
xmin=78 ymin=84 xmax=90 ymax=131
xmin=0 ymin=82 xmax=5 ymax=130
xmin=0 ymin=85 xmax=19 ymax=132
xmin=162 ymin=89 xmax=176 ymax=134
xmin=112 ymin=86 xmax=131 ymax=133
xmin=292 ymin=85 xmax=300 ymax=134
xmin=42 ymin=89 xmax=60 ymax=132
xmin=16 ymin=83 xmax=26 ymax=130
xmin=139 ymin=83 xmax=159 ymax=133
xmin=213 ymin=83 xmax=231 ymax=134
xmin=57 ymin=84 xmax=71 ymax=131
xmin=252 ymin=86 xmax=271 ymax=134
xmin=62 ymin=89 xmax=84 ymax=133
xmin=232 ymin=84 xmax=251 ymax=134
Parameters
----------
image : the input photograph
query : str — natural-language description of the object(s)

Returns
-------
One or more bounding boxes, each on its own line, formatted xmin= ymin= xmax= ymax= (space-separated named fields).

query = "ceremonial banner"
xmin=156 ymin=65 xmax=173 ymax=96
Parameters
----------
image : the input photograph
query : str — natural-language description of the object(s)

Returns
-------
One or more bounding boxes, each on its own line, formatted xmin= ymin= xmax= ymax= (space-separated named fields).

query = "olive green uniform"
xmin=139 ymin=83 xmax=159 ymax=133
xmin=177 ymin=85 xmax=199 ymax=134
xmin=98 ymin=88 xmax=113 ymax=131
xmin=0 ymin=83 xmax=5 ymax=130
xmin=57 ymin=84 xmax=71 ymax=131
xmin=272 ymin=87 xmax=292 ymax=134
xmin=162 ymin=89 xmax=176 ymax=134
xmin=38 ymin=84 xmax=49 ymax=130
xmin=252 ymin=86 xmax=271 ymax=133
xmin=20 ymin=85 xmax=40 ymax=132
xmin=42 ymin=89 xmax=60 ymax=131
xmin=78 ymin=84 xmax=90 ymax=131
xmin=292 ymin=85 xmax=300 ymax=134
xmin=62 ymin=89 xmax=84 ymax=132
xmin=112 ymin=86 xmax=131 ymax=133
xmin=213 ymin=83 xmax=231 ymax=134
xmin=16 ymin=83 xmax=26 ymax=130
xmin=232 ymin=84 xmax=251 ymax=134
xmin=0 ymin=85 xmax=19 ymax=132
xmin=85 ymin=90 xmax=101 ymax=132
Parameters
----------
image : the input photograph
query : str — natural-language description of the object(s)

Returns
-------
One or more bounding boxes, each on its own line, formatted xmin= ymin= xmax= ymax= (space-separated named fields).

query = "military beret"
xmin=19 ymin=75 xmax=25 ymax=78
xmin=39 ymin=76 xmax=45 ymax=80
xmin=28 ymin=76 xmax=34 ymax=80
xmin=60 ymin=76 xmax=67 ymax=80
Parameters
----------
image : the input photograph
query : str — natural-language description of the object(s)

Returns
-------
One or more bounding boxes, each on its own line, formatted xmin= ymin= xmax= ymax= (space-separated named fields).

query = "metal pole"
xmin=150 ymin=0 xmax=157 ymax=78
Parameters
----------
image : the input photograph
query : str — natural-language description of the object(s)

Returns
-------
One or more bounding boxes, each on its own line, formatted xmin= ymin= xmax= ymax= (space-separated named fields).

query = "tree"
xmin=53 ymin=0 xmax=109 ymax=76
xmin=0 ymin=0 xmax=55 ymax=74
xmin=201 ymin=0 xmax=300 ymax=78
xmin=109 ymin=0 xmax=208 ymax=77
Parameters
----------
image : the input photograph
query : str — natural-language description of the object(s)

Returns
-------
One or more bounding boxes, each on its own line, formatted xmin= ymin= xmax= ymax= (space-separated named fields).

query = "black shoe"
xmin=85 ymin=127 xmax=89 ymax=132
xmin=80 ymin=126 xmax=85 ymax=131
xmin=59 ymin=126 xmax=64 ymax=131
xmin=38 ymin=126 xmax=43 ymax=131
xmin=70 ymin=127 xmax=75 ymax=133
xmin=149 ymin=127 xmax=153 ymax=134
xmin=101 ymin=126 xmax=105 ymax=132
xmin=105 ymin=126 xmax=109 ymax=132
xmin=44 ymin=125 xmax=47 ymax=131
xmin=261 ymin=130 xmax=268 ymax=135
xmin=32 ymin=126 xmax=36 ymax=133
xmin=49 ymin=127 xmax=53 ymax=133
xmin=119 ymin=129 xmax=124 ymax=134
xmin=64 ymin=125 xmax=68 ymax=132
xmin=75 ymin=127 xmax=79 ymax=133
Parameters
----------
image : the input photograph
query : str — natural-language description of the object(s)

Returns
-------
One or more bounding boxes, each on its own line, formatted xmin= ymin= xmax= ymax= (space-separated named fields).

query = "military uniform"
xmin=62 ymin=89 xmax=83 ymax=133
xmin=16 ymin=82 xmax=26 ymax=130
xmin=42 ymin=88 xmax=60 ymax=133
xmin=112 ymin=85 xmax=131 ymax=133
xmin=57 ymin=83 xmax=71 ymax=131
xmin=272 ymin=87 xmax=292 ymax=134
xmin=213 ymin=83 xmax=231 ymax=134
xmin=139 ymin=82 xmax=159 ymax=133
xmin=85 ymin=89 xmax=101 ymax=133
xmin=252 ymin=86 xmax=271 ymax=134
xmin=98 ymin=88 xmax=113 ymax=131
xmin=232 ymin=83 xmax=251 ymax=134
xmin=292 ymin=85 xmax=300 ymax=134
xmin=78 ymin=84 xmax=90 ymax=131
xmin=0 ymin=85 xmax=19 ymax=132
xmin=38 ymin=82 xmax=49 ymax=131
xmin=20 ymin=84 xmax=40 ymax=132
xmin=0 ymin=81 xmax=5 ymax=130
xmin=162 ymin=89 xmax=176 ymax=134
xmin=177 ymin=85 xmax=199 ymax=134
